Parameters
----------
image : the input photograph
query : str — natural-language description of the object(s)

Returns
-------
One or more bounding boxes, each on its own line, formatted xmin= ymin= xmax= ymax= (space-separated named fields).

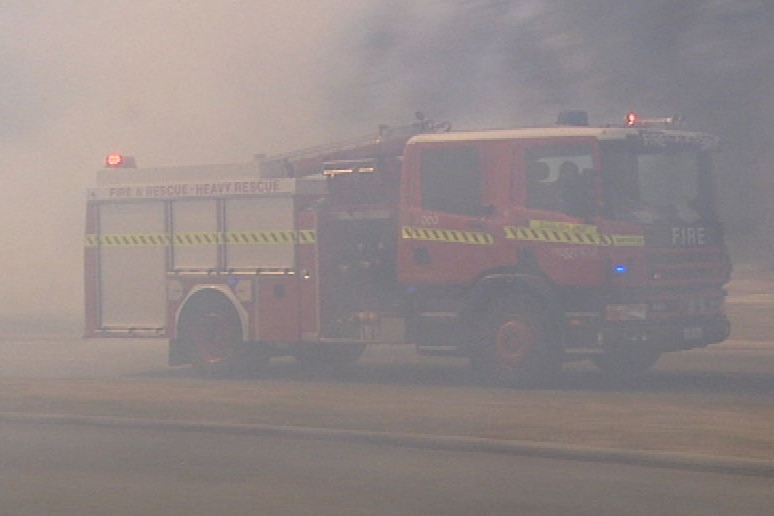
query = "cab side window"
xmin=524 ymin=143 xmax=593 ymax=216
xmin=526 ymin=160 xmax=559 ymax=211
xmin=420 ymin=147 xmax=482 ymax=216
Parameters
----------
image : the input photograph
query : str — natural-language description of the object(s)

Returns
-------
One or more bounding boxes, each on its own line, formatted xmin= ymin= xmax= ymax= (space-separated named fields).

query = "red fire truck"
xmin=84 ymin=112 xmax=731 ymax=383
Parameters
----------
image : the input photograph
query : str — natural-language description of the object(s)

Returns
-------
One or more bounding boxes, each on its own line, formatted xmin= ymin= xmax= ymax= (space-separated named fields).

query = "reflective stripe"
xmin=401 ymin=226 xmax=494 ymax=245
xmin=85 ymin=230 xmax=316 ymax=247
xmin=504 ymin=226 xmax=643 ymax=247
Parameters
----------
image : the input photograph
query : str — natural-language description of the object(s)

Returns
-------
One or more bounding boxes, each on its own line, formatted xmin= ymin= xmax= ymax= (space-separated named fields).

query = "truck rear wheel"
xmin=472 ymin=298 xmax=560 ymax=386
xmin=179 ymin=294 xmax=267 ymax=377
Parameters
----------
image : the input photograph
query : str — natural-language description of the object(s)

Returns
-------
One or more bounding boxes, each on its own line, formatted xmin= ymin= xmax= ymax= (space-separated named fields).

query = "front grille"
xmin=641 ymin=247 xmax=729 ymax=321
xmin=646 ymin=250 xmax=725 ymax=265
xmin=647 ymin=287 xmax=725 ymax=319
xmin=646 ymin=249 xmax=729 ymax=286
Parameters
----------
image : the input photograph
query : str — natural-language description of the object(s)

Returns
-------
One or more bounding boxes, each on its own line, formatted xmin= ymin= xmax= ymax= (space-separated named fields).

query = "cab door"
xmin=398 ymin=143 xmax=500 ymax=285
xmin=515 ymin=139 xmax=603 ymax=287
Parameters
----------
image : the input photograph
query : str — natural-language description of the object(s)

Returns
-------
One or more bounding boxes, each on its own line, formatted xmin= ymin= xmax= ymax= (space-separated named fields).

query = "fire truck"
xmin=84 ymin=111 xmax=731 ymax=383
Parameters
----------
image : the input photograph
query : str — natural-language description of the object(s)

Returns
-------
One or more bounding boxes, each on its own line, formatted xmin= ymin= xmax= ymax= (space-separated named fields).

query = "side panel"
xmin=86 ymin=176 xmax=322 ymax=339
xmin=225 ymin=197 xmax=295 ymax=268
xmin=397 ymin=141 xmax=511 ymax=286
xmin=171 ymin=199 xmax=219 ymax=270
xmin=255 ymin=275 xmax=300 ymax=341
xmin=97 ymin=201 xmax=167 ymax=329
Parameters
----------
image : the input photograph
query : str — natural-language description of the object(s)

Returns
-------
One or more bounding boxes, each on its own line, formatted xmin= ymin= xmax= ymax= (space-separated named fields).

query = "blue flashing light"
xmin=614 ymin=264 xmax=628 ymax=274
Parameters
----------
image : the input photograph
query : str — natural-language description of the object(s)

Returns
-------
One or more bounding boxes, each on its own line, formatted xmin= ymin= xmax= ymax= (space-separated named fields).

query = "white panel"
xmin=225 ymin=198 xmax=295 ymax=268
xmin=99 ymin=202 xmax=167 ymax=328
xmin=171 ymin=199 xmax=218 ymax=269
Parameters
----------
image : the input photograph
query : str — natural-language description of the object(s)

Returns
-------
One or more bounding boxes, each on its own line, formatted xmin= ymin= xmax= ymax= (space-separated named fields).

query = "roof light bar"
xmin=322 ymin=159 xmax=377 ymax=177
xmin=624 ymin=113 xmax=685 ymax=128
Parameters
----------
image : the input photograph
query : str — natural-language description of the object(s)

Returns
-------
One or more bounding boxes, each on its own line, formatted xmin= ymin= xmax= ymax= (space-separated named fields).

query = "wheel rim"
xmin=192 ymin=312 xmax=235 ymax=364
xmin=495 ymin=319 xmax=534 ymax=369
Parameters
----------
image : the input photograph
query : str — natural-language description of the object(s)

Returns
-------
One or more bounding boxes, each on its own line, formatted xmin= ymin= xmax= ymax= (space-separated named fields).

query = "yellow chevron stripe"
xmin=84 ymin=233 xmax=171 ymax=247
xmin=85 ymin=230 xmax=316 ymax=247
xmin=608 ymin=234 xmax=645 ymax=247
xmin=503 ymin=226 xmax=643 ymax=247
xmin=401 ymin=226 xmax=494 ymax=245
xmin=222 ymin=230 xmax=316 ymax=245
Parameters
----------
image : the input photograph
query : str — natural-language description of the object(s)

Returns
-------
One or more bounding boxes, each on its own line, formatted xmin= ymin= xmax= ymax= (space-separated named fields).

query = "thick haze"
xmin=0 ymin=1 xmax=771 ymax=319
xmin=335 ymin=0 xmax=774 ymax=254
xmin=0 ymin=1 xmax=367 ymax=317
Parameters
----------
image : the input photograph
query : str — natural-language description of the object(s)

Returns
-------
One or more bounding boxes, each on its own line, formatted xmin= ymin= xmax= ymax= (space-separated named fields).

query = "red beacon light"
xmin=105 ymin=153 xmax=136 ymax=168
xmin=625 ymin=112 xmax=638 ymax=127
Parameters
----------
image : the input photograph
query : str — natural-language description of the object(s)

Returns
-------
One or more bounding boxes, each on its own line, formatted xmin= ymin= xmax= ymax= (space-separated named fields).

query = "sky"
xmin=0 ymin=0 xmax=771 ymax=318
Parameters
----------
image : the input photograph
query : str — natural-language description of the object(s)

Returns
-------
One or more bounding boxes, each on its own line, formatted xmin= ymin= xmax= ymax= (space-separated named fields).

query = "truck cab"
xmin=393 ymin=114 xmax=730 ymax=379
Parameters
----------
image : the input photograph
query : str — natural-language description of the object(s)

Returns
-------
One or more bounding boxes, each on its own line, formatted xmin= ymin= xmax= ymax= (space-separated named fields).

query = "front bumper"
xmin=563 ymin=314 xmax=731 ymax=357
xmin=596 ymin=315 xmax=731 ymax=352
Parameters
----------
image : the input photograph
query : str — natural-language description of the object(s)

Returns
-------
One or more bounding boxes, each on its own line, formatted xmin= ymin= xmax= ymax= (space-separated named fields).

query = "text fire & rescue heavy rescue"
xmin=84 ymin=111 xmax=731 ymax=383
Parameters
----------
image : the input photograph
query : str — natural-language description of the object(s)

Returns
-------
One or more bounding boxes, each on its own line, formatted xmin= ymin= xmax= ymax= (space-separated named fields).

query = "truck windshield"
xmin=600 ymin=141 xmax=717 ymax=224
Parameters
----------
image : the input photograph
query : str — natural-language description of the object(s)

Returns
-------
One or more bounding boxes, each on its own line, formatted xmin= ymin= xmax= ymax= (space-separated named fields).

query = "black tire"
xmin=179 ymin=294 xmax=267 ymax=377
xmin=593 ymin=348 xmax=661 ymax=378
xmin=472 ymin=297 xmax=561 ymax=387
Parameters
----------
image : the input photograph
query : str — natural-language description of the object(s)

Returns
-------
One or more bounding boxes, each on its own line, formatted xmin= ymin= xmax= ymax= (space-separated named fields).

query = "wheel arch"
xmin=463 ymin=270 xmax=558 ymax=321
xmin=175 ymin=286 xmax=249 ymax=342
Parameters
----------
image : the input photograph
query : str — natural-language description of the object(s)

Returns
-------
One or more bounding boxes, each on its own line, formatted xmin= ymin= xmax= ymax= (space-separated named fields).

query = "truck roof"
xmin=96 ymin=162 xmax=265 ymax=186
xmin=407 ymin=126 xmax=718 ymax=148
xmin=90 ymin=161 xmax=327 ymax=201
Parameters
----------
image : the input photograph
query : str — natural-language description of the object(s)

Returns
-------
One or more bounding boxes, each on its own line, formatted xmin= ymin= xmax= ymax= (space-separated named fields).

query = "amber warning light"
xmin=105 ymin=153 xmax=136 ymax=168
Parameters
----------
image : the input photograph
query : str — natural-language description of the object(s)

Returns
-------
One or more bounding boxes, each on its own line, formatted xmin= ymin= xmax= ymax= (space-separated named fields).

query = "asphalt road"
xmin=1 ymin=421 xmax=772 ymax=516
xmin=1 ymin=291 xmax=773 ymax=514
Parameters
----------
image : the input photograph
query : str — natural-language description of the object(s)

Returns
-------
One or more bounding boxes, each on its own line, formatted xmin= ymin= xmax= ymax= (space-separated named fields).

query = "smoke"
xmin=0 ymin=1 xmax=366 ymax=317
xmin=335 ymin=0 xmax=774 ymax=259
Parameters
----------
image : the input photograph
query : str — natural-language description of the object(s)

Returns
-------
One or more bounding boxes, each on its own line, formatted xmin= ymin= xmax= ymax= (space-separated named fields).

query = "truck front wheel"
xmin=472 ymin=298 xmax=560 ymax=386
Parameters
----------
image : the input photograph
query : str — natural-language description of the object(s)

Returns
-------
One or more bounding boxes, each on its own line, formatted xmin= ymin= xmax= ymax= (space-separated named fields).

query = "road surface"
xmin=1 ymin=421 xmax=772 ymax=516
xmin=0 ymin=288 xmax=772 ymax=514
